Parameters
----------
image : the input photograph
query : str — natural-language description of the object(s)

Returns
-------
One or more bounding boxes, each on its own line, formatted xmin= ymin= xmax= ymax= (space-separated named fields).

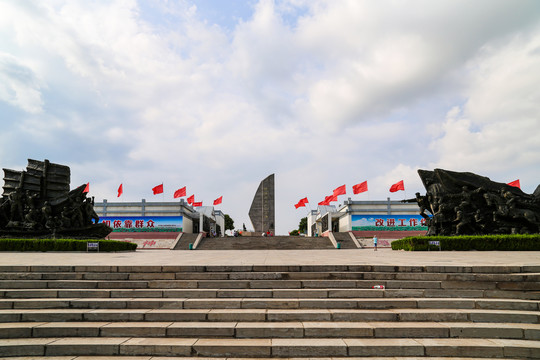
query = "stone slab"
xmin=0 ymin=337 xmax=59 ymax=356
xmin=193 ymin=338 xmax=271 ymax=357
xmin=302 ymin=321 xmax=373 ymax=337
xmin=46 ymin=337 xmax=129 ymax=356
xmin=271 ymin=338 xmax=347 ymax=357
xmin=167 ymin=322 xmax=236 ymax=337
xmin=120 ymin=337 xmax=196 ymax=356
xmin=100 ymin=322 xmax=172 ymax=337
xmin=417 ymin=338 xmax=505 ymax=358
xmin=441 ymin=322 xmax=525 ymax=339
xmin=235 ymin=322 xmax=304 ymax=338
xmin=33 ymin=322 xmax=109 ymax=337
xmin=266 ymin=309 xmax=332 ymax=322
xmin=343 ymin=338 xmax=424 ymax=356
xmin=208 ymin=309 xmax=266 ymax=322
xmin=370 ymin=321 xmax=449 ymax=338
xmin=145 ymin=309 xmax=209 ymax=322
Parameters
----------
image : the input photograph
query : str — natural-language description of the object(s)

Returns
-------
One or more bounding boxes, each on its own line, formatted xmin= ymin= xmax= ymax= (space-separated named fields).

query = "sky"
xmin=1 ymin=0 xmax=539 ymax=235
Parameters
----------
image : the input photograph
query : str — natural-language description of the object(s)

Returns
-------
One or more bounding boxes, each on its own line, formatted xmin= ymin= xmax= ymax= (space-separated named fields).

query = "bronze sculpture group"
xmin=408 ymin=169 xmax=540 ymax=236
xmin=0 ymin=159 xmax=110 ymax=238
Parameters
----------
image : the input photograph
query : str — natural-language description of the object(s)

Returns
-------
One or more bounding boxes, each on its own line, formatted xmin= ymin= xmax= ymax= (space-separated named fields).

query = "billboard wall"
xmin=351 ymin=214 xmax=427 ymax=231
xmin=100 ymin=216 xmax=183 ymax=232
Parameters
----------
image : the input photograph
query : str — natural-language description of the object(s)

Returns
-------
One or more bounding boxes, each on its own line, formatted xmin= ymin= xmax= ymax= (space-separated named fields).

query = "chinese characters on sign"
xmin=351 ymin=215 xmax=428 ymax=231
xmin=100 ymin=216 xmax=182 ymax=232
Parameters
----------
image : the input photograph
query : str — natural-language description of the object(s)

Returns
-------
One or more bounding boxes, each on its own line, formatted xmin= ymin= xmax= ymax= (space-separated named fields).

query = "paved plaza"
xmin=1 ymin=248 xmax=539 ymax=267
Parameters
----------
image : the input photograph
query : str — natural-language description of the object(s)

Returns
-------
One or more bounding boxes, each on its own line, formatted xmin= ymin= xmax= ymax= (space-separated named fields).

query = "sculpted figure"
xmin=416 ymin=168 xmax=540 ymax=235
xmin=9 ymin=190 xmax=24 ymax=222
xmin=83 ymin=198 xmax=99 ymax=225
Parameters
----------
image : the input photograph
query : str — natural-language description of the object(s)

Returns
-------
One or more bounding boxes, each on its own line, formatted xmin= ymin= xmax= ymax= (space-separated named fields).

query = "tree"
xmin=298 ymin=217 xmax=307 ymax=234
xmin=224 ymin=214 xmax=234 ymax=232
xmin=290 ymin=229 xmax=300 ymax=236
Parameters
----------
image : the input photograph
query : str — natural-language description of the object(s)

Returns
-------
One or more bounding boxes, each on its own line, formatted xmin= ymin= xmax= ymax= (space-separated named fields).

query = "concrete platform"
xmin=0 ymin=249 xmax=539 ymax=267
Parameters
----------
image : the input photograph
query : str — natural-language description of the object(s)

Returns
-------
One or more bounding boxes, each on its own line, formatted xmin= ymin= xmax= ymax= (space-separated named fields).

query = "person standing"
xmin=373 ymin=235 xmax=378 ymax=251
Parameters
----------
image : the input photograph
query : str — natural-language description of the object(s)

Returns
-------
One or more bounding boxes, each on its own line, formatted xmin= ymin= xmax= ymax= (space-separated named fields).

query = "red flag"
xmin=299 ymin=197 xmax=308 ymax=205
xmin=323 ymin=194 xmax=337 ymax=204
xmin=507 ymin=179 xmax=520 ymax=189
xmin=333 ymin=184 xmax=346 ymax=196
xmin=389 ymin=180 xmax=405 ymax=192
xmin=193 ymin=201 xmax=202 ymax=207
xmin=187 ymin=195 xmax=194 ymax=204
xmin=318 ymin=199 xmax=330 ymax=206
xmin=152 ymin=184 xmax=164 ymax=195
xmin=213 ymin=196 xmax=223 ymax=205
xmin=174 ymin=187 xmax=186 ymax=198
xmin=117 ymin=184 xmax=123 ymax=197
xmin=294 ymin=201 xmax=305 ymax=209
xmin=353 ymin=181 xmax=368 ymax=194
xmin=83 ymin=183 xmax=90 ymax=193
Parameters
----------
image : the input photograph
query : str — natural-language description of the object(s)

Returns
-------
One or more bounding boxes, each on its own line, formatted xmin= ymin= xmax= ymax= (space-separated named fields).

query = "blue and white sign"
xmin=351 ymin=215 xmax=427 ymax=231
xmin=100 ymin=216 xmax=183 ymax=232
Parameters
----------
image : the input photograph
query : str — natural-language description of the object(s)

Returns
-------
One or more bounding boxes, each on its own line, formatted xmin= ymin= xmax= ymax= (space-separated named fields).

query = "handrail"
xmin=192 ymin=233 xmax=204 ymax=249
xmin=328 ymin=231 xmax=338 ymax=248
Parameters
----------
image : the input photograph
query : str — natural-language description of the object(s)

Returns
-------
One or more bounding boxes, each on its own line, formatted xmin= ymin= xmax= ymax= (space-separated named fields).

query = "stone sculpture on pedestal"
xmin=406 ymin=169 xmax=540 ymax=236
xmin=0 ymin=159 xmax=111 ymax=238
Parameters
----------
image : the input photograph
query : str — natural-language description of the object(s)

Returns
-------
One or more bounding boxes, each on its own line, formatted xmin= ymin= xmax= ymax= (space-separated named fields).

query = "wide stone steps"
xmin=1 ymin=321 xmax=539 ymax=339
xmin=0 ymin=265 xmax=539 ymax=358
xmin=196 ymin=236 xmax=335 ymax=250
xmin=1 ymin=337 xmax=539 ymax=357
xmin=2 ymin=286 xmax=539 ymax=301
xmin=1 ymin=308 xmax=539 ymax=324
xmin=1 ymin=307 xmax=539 ymax=324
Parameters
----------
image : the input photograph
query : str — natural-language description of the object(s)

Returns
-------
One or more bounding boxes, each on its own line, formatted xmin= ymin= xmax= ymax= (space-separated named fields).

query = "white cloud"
xmin=431 ymin=29 xmax=540 ymax=190
xmin=0 ymin=53 xmax=43 ymax=113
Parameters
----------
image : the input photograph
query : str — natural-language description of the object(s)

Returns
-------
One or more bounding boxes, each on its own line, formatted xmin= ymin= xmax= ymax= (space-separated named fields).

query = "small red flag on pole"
xmin=353 ymin=181 xmax=368 ymax=194
xmin=299 ymin=197 xmax=308 ymax=205
xmin=117 ymin=184 xmax=123 ymax=197
xmin=152 ymin=184 xmax=164 ymax=195
xmin=507 ymin=179 xmax=521 ymax=189
xmin=83 ymin=183 xmax=90 ymax=193
xmin=389 ymin=180 xmax=405 ymax=192
xmin=187 ymin=195 xmax=195 ymax=204
xmin=333 ymin=184 xmax=346 ymax=196
xmin=174 ymin=187 xmax=186 ymax=198
xmin=193 ymin=201 xmax=203 ymax=207
xmin=213 ymin=196 xmax=223 ymax=205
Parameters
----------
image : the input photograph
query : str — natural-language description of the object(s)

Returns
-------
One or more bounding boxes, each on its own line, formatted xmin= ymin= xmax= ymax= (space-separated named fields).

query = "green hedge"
xmin=0 ymin=238 xmax=137 ymax=252
xmin=391 ymin=234 xmax=540 ymax=251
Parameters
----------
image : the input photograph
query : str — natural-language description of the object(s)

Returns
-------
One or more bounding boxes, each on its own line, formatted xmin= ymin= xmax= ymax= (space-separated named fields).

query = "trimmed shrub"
xmin=391 ymin=234 xmax=540 ymax=251
xmin=0 ymin=238 xmax=137 ymax=252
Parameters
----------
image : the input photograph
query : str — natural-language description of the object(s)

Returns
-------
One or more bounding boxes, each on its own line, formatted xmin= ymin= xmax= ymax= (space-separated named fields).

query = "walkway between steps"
xmin=0 ymin=249 xmax=539 ymax=268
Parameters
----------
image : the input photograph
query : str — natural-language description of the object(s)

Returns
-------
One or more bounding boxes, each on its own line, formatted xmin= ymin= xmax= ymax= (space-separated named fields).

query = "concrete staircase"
xmin=0 ymin=264 xmax=539 ymax=358
xmin=173 ymin=233 xmax=200 ymax=250
xmin=332 ymin=232 xmax=358 ymax=249
xmin=196 ymin=236 xmax=335 ymax=250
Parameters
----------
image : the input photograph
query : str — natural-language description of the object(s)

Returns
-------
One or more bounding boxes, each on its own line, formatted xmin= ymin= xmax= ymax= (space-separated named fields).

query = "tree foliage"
xmin=224 ymin=214 xmax=234 ymax=231
xmin=298 ymin=217 xmax=307 ymax=233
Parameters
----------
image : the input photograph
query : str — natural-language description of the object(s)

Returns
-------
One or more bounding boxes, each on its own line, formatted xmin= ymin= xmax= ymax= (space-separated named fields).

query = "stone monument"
xmin=407 ymin=168 xmax=540 ymax=236
xmin=248 ymin=174 xmax=275 ymax=234
xmin=0 ymin=159 xmax=111 ymax=238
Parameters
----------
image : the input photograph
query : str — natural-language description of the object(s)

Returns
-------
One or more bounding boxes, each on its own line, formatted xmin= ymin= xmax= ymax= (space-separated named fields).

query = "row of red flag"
xmin=84 ymin=183 xmax=223 ymax=207
xmin=294 ymin=179 xmax=521 ymax=209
